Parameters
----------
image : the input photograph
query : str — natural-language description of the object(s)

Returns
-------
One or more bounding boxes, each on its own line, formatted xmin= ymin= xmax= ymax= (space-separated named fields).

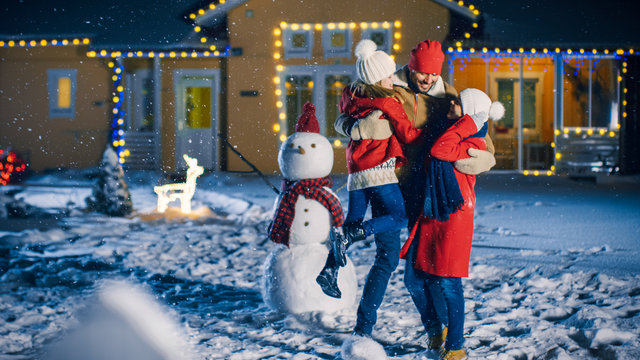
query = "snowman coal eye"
xmin=288 ymin=143 xmax=295 ymax=148
xmin=311 ymin=144 xmax=316 ymax=148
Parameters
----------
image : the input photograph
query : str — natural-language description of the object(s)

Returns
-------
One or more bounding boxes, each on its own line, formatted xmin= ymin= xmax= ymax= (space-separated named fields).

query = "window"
xmin=285 ymin=74 xmax=314 ymax=134
xmin=283 ymin=28 xmax=313 ymax=59
xmin=126 ymin=69 xmax=155 ymax=131
xmin=324 ymin=74 xmax=352 ymax=137
xmin=47 ymin=69 xmax=77 ymax=118
xmin=361 ymin=27 xmax=392 ymax=54
xmin=322 ymin=28 xmax=352 ymax=58
xmin=282 ymin=65 xmax=354 ymax=138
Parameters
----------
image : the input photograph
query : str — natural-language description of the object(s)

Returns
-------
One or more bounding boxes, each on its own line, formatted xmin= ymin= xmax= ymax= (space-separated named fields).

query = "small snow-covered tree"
xmin=86 ymin=147 xmax=133 ymax=216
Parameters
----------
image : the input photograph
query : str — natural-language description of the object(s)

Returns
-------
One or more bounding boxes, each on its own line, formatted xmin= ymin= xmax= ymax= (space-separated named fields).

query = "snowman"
xmin=262 ymin=102 xmax=357 ymax=314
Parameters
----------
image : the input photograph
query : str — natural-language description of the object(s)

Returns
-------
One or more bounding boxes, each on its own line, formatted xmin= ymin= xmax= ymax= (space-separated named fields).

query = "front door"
xmin=174 ymin=69 xmax=220 ymax=170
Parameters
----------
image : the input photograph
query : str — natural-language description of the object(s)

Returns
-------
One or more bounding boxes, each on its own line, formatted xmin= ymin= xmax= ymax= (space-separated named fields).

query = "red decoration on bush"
xmin=0 ymin=149 xmax=27 ymax=185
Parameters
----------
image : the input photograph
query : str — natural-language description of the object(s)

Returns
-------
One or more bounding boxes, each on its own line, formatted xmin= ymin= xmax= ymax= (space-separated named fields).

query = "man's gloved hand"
xmin=454 ymin=148 xmax=496 ymax=175
xmin=470 ymin=111 xmax=488 ymax=132
xmin=350 ymin=110 xmax=392 ymax=141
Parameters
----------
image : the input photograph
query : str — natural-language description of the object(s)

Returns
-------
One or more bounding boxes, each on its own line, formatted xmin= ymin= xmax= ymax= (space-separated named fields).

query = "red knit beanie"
xmin=408 ymin=40 xmax=445 ymax=75
xmin=295 ymin=102 xmax=320 ymax=133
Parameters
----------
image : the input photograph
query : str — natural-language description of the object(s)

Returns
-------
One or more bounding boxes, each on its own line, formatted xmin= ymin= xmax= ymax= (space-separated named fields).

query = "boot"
xmin=428 ymin=327 xmax=448 ymax=351
xmin=316 ymin=265 xmax=341 ymax=299
xmin=332 ymin=223 xmax=366 ymax=267
xmin=440 ymin=348 xmax=467 ymax=360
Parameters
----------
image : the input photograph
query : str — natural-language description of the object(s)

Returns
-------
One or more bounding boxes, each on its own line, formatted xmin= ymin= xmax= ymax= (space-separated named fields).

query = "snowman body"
xmin=262 ymin=130 xmax=357 ymax=314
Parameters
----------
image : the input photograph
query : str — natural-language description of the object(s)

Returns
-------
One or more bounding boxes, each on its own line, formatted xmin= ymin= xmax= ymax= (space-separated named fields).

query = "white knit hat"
xmin=459 ymin=88 xmax=505 ymax=121
xmin=355 ymin=39 xmax=396 ymax=85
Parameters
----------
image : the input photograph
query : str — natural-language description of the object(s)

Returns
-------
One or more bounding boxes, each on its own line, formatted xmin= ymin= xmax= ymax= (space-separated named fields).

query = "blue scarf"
xmin=423 ymin=119 xmax=487 ymax=222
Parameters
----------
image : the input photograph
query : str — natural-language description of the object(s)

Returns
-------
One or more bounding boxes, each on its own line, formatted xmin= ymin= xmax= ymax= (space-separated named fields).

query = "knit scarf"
xmin=423 ymin=120 xmax=488 ymax=222
xmin=268 ymin=176 xmax=344 ymax=247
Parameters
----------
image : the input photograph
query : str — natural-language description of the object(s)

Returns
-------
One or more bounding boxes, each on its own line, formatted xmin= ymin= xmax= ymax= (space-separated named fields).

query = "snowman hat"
xmin=295 ymin=102 xmax=320 ymax=133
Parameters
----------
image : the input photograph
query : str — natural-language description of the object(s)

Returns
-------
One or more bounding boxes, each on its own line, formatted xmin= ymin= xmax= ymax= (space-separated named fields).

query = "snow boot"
xmin=332 ymin=223 xmax=366 ymax=267
xmin=316 ymin=265 xmax=341 ymax=298
xmin=428 ymin=327 xmax=448 ymax=351
xmin=440 ymin=348 xmax=467 ymax=360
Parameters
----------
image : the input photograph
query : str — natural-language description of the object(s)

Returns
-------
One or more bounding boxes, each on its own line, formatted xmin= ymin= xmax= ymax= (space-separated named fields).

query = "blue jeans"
xmin=345 ymin=183 xmax=407 ymax=235
xmin=404 ymin=248 xmax=465 ymax=350
xmin=347 ymin=184 xmax=406 ymax=335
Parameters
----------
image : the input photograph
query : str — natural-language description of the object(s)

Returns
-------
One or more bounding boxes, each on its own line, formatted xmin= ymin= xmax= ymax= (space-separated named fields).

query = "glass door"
xmin=174 ymin=70 xmax=220 ymax=170
xmin=491 ymin=73 xmax=548 ymax=170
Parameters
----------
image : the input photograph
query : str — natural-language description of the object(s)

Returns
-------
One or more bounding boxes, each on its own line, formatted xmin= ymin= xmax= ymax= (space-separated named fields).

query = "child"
xmin=315 ymin=39 xmax=423 ymax=336
xmin=399 ymin=88 xmax=504 ymax=360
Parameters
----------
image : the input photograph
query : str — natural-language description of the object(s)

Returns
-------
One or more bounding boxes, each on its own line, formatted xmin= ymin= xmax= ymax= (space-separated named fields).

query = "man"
xmin=336 ymin=39 xmax=495 ymax=226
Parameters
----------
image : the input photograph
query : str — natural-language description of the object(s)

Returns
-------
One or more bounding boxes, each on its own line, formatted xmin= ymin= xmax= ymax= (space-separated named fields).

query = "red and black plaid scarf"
xmin=268 ymin=176 xmax=344 ymax=247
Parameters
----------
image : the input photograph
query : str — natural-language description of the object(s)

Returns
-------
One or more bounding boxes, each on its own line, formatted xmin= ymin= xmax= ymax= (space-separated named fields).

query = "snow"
xmin=1 ymin=170 xmax=639 ymax=359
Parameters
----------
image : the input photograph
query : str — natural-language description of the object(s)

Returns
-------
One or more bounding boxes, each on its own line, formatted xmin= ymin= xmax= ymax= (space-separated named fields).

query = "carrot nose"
xmin=297 ymin=146 xmax=305 ymax=154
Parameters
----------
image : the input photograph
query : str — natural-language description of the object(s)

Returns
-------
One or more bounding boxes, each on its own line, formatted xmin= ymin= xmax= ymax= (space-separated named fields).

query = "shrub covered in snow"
xmin=85 ymin=147 xmax=133 ymax=216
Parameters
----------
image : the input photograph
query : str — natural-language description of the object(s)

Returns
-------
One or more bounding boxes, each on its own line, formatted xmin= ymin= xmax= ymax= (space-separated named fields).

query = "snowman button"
xmin=304 ymin=208 xmax=308 ymax=212
xmin=304 ymin=221 xmax=309 ymax=226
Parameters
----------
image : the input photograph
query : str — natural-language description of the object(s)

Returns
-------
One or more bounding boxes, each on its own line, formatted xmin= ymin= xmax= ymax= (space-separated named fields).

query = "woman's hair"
xmin=350 ymin=79 xmax=395 ymax=99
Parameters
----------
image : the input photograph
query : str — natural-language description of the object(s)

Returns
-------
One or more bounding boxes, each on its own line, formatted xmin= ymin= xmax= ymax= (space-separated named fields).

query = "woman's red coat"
xmin=399 ymin=115 xmax=486 ymax=277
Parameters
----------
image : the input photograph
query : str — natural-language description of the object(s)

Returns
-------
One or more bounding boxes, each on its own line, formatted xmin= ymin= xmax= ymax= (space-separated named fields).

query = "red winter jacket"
xmin=340 ymin=87 xmax=423 ymax=174
xmin=399 ymin=115 xmax=486 ymax=277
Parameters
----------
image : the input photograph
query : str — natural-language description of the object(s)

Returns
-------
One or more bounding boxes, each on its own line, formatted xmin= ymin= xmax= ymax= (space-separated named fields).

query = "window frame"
xmin=361 ymin=27 xmax=392 ymax=54
xmin=47 ymin=69 xmax=77 ymax=119
xmin=282 ymin=65 xmax=355 ymax=140
xmin=322 ymin=27 xmax=353 ymax=58
xmin=283 ymin=28 xmax=314 ymax=59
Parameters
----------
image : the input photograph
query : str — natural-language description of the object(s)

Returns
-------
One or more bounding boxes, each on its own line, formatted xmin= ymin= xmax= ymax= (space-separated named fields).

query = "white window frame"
xmin=322 ymin=27 xmax=353 ymax=58
xmin=283 ymin=28 xmax=314 ymax=59
xmin=47 ymin=69 xmax=77 ymax=119
xmin=282 ymin=65 xmax=355 ymax=139
xmin=361 ymin=27 xmax=392 ymax=54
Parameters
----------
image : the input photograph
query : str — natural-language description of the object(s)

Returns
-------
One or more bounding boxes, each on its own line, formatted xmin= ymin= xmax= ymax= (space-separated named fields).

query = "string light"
xmin=273 ymin=20 xmax=403 ymax=147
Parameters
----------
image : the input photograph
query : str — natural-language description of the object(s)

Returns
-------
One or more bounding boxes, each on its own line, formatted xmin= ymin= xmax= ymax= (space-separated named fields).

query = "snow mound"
xmin=44 ymin=280 xmax=192 ymax=360
xmin=341 ymin=335 xmax=387 ymax=360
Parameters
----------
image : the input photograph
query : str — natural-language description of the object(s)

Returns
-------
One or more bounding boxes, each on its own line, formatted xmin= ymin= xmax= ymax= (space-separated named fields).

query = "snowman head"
xmin=278 ymin=102 xmax=334 ymax=181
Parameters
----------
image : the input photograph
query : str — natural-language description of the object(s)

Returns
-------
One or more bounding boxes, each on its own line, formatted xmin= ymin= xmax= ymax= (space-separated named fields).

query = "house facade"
xmin=1 ymin=0 xmax=638 ymax=177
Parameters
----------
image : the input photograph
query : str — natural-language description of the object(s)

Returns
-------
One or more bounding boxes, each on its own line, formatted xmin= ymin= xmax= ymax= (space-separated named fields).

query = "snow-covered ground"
xmin=1 ymin=169 xmax=639 ymax=359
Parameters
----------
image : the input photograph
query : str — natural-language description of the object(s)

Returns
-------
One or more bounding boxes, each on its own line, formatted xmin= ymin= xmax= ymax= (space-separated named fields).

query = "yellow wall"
xmin=0 ymin=46 xmax=111 ymax=171
xmin=225 ymin=0 xmax=451 ymax=174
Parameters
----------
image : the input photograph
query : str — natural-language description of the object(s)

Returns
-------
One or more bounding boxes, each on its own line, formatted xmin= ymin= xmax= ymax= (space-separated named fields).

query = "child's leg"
xmin=354 ymin=228 xmax=401 ymax=335
xmin=363 ymin=183 xmax=407 ymax=235
xmin=344 ymin=188 xmax=369 ymax=227
xmin=435 ymin=276 xmax=465 ymax=350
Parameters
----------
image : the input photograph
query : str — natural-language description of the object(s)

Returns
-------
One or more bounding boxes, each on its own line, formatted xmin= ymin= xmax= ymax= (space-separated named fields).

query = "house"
xmin=442 ymin=0 xmax=640 ymax=176
xmin=1 ymin=0 xmax=638 ymax=178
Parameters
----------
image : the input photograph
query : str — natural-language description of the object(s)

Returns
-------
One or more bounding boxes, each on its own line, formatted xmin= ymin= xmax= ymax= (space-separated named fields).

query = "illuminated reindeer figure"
xmin=154 ymin=154 xmax=204 ymax=213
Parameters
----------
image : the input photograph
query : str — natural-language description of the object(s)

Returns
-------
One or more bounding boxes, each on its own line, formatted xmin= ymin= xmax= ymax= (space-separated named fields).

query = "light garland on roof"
xmin=87 ymin=46 xmax=230 ymax=59
xmin=189 ymin=0 xmax=226 ymax=20
xmin=0 ymin=38 xmax=90 ymax=48
xmin=272 ymin=20 xmax=403 ymax=146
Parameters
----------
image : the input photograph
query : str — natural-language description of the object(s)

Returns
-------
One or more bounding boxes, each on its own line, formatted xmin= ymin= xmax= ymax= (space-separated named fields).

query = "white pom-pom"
xmin=489 ymin=101 xmax=505 ymax=121
xmin=355 ymin=39 xmax=378 ymax=59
